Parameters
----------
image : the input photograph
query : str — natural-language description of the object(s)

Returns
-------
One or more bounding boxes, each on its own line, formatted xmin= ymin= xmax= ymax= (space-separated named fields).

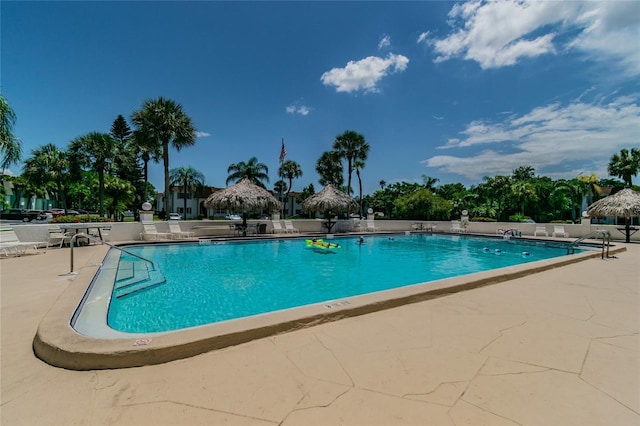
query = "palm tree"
xmin=279 ymin=160 xmax=302 ymax=217
xmin=169 ymin=166 xmax=205 ymax=219
xmin=379 ymin=180 xmax=386 ymax=190
xmin=512 ymin=165 xmax=535 ymax=181
xmin=608 ymin=148 xmax=640 ymax=187
xmin=354 ymin=159 xmax=365 ymax=216
xmin=69 ymin=132 xmax=117 ymax=216
xmin=510 ymin=180 xmax=538 ymax=217
xmin=131 ymin=97 xmax=196 ymax=215
xmin=421 ymin=174 xmax=439 ymax=192
xmin=0 ymin=95 xmax=21 ymax=171
xmin=332 ymin=130 xmax=369 ymax=195
xmin=22 ymin=143 xmax=70 ymax=209
xmin=316 ymin=151 xmax=344 ymax=187
xmin=226 ymin=157 xmax=269 ymax=187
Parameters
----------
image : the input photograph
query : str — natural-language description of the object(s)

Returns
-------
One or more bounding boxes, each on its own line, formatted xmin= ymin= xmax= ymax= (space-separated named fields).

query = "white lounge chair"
xmin=552 ymin=225 xmax=569 ymax=238
xmin=365 ymin=219 xmax=379 ymax=232
xmin=450 ymin=221 xmax=465 ymax=233
xmin=271 ymin=221 xmax=285 ymax=234
xmin=283 ymin=220 xmax=299 ymax=234
xmin=0 ymin=225 xmax=48 ymax=255
xmin=48 ymin=226 xmax=72 ymax=248
xmin=534 ymin=226 xmax=548 ymax=237
xmin=140 ymin=223 xmax=171 ymax=241
xmin=168 ymin=222 xmax=195 ymax=239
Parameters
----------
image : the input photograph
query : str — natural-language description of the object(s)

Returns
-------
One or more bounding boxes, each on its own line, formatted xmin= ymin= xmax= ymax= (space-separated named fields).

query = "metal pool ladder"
xmin=567 ymin=230 xmax=611 ymax=259
xmin=68 ymin=232 xmax=156 ymax=273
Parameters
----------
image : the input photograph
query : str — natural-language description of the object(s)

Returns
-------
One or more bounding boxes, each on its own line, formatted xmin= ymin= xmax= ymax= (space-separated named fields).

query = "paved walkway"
xmin=1 ymin=243 xmax=638 ymax=425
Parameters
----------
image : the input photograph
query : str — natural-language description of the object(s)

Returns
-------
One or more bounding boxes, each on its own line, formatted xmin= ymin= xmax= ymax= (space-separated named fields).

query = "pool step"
xmin=114 ymin=260 xmax=166 ymax=298
xmin=115 ymin=270 xmax=166 ymax=298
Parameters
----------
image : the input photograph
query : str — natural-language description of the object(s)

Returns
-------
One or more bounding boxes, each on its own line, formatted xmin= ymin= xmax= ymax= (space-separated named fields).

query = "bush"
xmin=550 ymin=220 xmax=574 ymax=224
xmin=470 ymin=217 xmax=497 ymax=222
xmin=52 ymin=215 xmax=112 ymax=223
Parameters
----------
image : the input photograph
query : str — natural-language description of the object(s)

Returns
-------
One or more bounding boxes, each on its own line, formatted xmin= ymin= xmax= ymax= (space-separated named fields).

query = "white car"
xmin=168 ymin=213 xmax=182 ymax=220
xmin=225 ymin=214 xmax=242 ymax=220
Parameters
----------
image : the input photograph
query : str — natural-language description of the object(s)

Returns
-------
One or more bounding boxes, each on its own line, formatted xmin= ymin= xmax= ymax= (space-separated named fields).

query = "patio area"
xmin=1 ymin=241 xmax=638 ymax=425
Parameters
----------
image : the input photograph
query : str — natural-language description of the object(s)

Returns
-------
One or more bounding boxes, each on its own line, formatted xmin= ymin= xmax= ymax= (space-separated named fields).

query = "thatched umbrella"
xmin=301 ymin=184 xmax=357 ymax=232
xmin=587 ymin=188 xmax=640 ymax=243
xmin=204 ymin=177 xmax=281 ymax=236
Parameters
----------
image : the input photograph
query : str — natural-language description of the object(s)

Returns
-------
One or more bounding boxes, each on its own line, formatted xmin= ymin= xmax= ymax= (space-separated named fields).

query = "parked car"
xmin=168 ymin=213 xmax=182 ymax=220
xmin=224 ymin=214 xmax=242 ymax=220
xmin=45 ymin=209 xmax=65 ymax=217
xmin=0 ymin=208 xmax=42 ymax=222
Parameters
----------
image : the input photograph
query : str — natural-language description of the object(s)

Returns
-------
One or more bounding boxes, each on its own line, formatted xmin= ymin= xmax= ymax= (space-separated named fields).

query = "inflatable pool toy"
xmin=306 ymin=239 xmax=341 ymax=251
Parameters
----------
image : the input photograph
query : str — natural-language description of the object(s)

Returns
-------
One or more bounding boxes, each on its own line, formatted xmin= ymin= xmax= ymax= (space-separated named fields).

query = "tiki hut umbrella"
xmin=301 ymin=184 xmax=358 ymax=233
xmin=587 ymin=188 xmax=640 ymax=243
xmin=204 ymin=177 xmax=281 ymax=236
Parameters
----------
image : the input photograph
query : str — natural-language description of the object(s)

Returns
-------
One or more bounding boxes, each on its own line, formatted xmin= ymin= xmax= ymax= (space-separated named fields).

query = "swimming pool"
xmin=100 ymin=234 xmax=574 ymax=334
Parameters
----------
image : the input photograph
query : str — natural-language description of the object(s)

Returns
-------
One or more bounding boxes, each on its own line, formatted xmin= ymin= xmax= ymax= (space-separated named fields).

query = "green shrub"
xmin=470 ymin=217 xmax=497 ymax=222
xmin=52 ymin=215 xmax=112 ymax=223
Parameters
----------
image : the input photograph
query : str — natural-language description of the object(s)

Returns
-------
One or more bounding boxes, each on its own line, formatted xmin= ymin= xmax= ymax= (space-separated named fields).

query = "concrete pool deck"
xmin=1 ymin=241 xmax=639 ymax=425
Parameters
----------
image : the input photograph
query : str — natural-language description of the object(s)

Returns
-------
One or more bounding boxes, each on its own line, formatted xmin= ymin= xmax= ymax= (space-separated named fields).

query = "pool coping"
xmin=33 ymin=240 xmax=626 ymax=370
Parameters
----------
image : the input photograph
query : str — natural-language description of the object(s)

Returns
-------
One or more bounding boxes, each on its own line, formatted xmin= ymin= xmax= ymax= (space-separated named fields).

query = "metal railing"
xmin=68 ymin=232 xmax=155 ymax=274
xmin=567 ymin=230 xmax=611 ymax=259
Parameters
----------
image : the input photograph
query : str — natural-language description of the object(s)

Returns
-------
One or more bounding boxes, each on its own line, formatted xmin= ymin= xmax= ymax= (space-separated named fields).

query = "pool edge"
xmin=33 ymin=245 xmax=627 ymax=370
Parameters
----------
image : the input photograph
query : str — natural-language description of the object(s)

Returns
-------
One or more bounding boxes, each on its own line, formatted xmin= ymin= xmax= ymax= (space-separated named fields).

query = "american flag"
xmin=279 ymin=139 xmax=287 ymax=163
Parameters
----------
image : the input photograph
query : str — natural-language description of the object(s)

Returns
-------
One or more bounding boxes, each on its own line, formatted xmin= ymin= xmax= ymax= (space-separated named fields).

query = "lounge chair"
xmin=283 ymin=220 xmax=299 ymax=234
xmin=450 ymin=221 xmax=465 ymax=233
xmin=364 ymin=219 xmax=379 ymax=232
xmin=534 ymin=226 xmax=548 ymax=237
xmin=168 ymin=222 xmax=195 ymax=239
xmin=140 ymin=223 xmax=171 ymax=241
xmin=552 ymin=225 xmax=569 ymax=238
xmin=48 ymin=226 xmax=72 ymax=248
xmin=271 ymin=221 xmax=285 ymax=234
xmin=0 ymin=225 xmax=48 ymax=255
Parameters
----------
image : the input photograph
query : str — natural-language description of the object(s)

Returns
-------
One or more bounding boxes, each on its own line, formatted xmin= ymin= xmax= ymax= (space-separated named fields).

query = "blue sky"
xmin=2 ymin=1 xmax=639 ymax=196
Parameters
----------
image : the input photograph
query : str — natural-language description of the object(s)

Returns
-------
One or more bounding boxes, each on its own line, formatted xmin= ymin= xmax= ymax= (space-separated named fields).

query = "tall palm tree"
xmin=510 ymin=180 xmax=538 ymax=217
xmin=226 ymin=157 xmax=269 ymax=187
xmin=131 ymin=97 xmax=196 ymax=215
xmin=421 ymin=174 xmax=439 ymax=192
xmin=279 ymin=160 xmax=302 ymax=217
xmin=0 ymin=95 xmax=21 ymax=171
xmin=332 ymin=130 xmax=369 ymax=195
xmin=169 ymin=166 xmax=205 ymax=219
xmin=22 ymin=143 xmax=70 ymax=209
xmin=608 ymin=148 xmax=640 ymax=187
xmin=316 ymin=151 xmax=344 ymax=187
xmin=69 ymin=132 xmax=117 ymax=216
xmin=354 ymin=159 xmax=365 ymax=216
xmin=379 ymin=180 xmax=386 ymax=190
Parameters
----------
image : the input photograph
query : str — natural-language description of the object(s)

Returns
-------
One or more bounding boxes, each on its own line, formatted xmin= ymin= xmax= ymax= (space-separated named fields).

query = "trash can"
xmin=258 ymin=223 xmax=267 ymax=234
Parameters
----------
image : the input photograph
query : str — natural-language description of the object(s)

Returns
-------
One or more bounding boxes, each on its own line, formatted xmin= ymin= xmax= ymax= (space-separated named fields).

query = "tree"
xmin=278 ymin=160 xmax=302 ymax=217
xmin=379 ymin=180 xmax=386 ymax=190
xmin=22 ymin=143 xmax=70 ymax=209
xmin=69 ymin=132 xmax=117 ymax=216
xmin=510 ymin=180 xmax=538 ymax=217
xmin=332 ymin=130 xmax=369 ymax=195
xmin=226 ymin=157 xmax=269 ymax=187
xmin=354 ymin=159 xmax=365 ymax=216
xmin=421 ymin=175 xmax=439 ymax=192
xmin=316 ymin=151 xmax=343 ymax=187
xmin=131 ymin=97 xmax=196 ymax=215
xmin=170 ymin=165 xmax=205 ymax=219
xmin=512 ymin=165 xmax=535 ymax=181
xmin=607 ymin=148 xmax=640 ymax=187
xmin=0 ymin=95 xmax=21 ymax=171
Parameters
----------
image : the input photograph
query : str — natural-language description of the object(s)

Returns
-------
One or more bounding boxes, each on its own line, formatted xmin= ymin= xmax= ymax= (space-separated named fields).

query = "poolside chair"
xmin=271 ymin=221 xmax=285 ymax=234
xmin=450 ymin=221 xmax=464 ymax=233
xmin=283 ymin=220 xmax=299 ymax=234
xmin=552 ymin=225 xmax=569 ymax=238
xmin=48 ymin=226 xmax=72 ymax=248
xmin=140 ymin=223 xmax=171 ymax=241
xmin=364 ymin=219 xmax=379 ymax=232
xmin=534 ymin=226 xmax=548 ymax=237
xmin=0 ymin=225 xmax=48 ymax=255
xmin=167 ymin=222 xmax=195 ymax=239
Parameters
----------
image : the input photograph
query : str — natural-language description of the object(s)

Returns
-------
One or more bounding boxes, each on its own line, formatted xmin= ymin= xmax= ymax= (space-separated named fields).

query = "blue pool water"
xmin=107 ymin=234 xmax=574 ymax=333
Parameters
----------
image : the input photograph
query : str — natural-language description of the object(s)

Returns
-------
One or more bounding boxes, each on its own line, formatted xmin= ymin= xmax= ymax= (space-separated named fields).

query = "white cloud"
xmin=430 ymin=0 xmax=640 ymax=75
xmin=378 ymin=34 xmax=392 ymax=50
xmin=321 ymin=53 xmax=409 ymax=94
xmin=286 ymin=104 xmax=311 ymax=116
xmin=195 ymin=131 xmax=211 ymax=138
xmin=424 ymin=95 xmax=640 ymax=181
xmin=417 ymin=31 xmax=431 ymax=44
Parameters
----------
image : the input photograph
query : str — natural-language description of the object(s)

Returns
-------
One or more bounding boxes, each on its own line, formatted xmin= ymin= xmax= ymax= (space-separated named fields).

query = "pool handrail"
xmin=68 ymin=233 xmax=155 ymax=274
xmin=567 ymin=229 xmax=611 ymax=259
